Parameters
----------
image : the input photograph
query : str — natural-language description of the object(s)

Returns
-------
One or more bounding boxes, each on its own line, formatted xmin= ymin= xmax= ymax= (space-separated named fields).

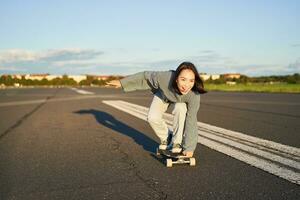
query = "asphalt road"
xmin=0 ymin=87 xmax=299 ymax=199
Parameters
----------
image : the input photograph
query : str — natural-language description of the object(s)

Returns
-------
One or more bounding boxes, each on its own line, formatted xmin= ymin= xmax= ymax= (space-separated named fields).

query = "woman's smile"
xmin=176 ymin=69 xmax=195 ymax=95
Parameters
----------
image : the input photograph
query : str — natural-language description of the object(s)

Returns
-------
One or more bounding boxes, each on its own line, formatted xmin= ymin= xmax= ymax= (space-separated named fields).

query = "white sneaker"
xmin=159 ymin=140 xmax=168 ymax=150
xmin=171 ymin=144 xmax=182 ymax=153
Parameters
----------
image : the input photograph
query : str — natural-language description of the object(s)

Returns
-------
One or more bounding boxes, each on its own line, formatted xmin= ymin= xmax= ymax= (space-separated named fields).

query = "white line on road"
xmin=0 ymin=95 xmax=102 ymax=107
xmin=102 ymin=100 xmax=300 ymax=185
xmin=0 ymin=95 xmax=147 ymax=108
xmin=70 ymin=87 xmax=95 ymax=95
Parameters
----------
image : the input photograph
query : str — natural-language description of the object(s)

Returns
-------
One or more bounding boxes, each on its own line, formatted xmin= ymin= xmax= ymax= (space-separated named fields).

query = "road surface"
xmin=0 ymin=87 xmax=299 ymax=199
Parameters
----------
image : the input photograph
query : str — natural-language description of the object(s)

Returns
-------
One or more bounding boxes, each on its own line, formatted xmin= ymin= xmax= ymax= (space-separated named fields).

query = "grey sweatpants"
xmin=147 ymin=95 xmax=187 ymax=146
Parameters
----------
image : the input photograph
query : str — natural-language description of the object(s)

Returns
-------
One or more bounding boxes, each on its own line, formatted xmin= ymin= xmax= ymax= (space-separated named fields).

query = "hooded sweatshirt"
xmin=120 ymin=70 xmax=200 ymax=151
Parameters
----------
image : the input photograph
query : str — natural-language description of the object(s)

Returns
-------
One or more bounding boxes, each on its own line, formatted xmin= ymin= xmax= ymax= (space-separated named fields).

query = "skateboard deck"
xmin=156 ymin=148 xmax=196 ymax=167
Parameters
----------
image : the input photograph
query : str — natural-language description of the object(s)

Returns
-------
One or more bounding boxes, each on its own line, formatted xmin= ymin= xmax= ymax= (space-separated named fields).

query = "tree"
xmin=236 ymin=75 xmax=250 ymax=84
xmin=40 ymin=78 xmax=49 ymax=85
xmin=0 ymin=75 xmax=14 ymax=86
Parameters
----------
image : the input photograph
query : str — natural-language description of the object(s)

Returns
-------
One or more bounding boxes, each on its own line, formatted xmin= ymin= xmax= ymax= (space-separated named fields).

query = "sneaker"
xmin=159 ymin=140 xmax=168 ymax=150
xmin=171 ymin=143 xmax=182 ymax=153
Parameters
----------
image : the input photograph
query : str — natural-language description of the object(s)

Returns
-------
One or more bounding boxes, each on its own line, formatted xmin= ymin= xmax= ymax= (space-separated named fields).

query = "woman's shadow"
xmin=74 ymin=109 xmax=158 ymax=153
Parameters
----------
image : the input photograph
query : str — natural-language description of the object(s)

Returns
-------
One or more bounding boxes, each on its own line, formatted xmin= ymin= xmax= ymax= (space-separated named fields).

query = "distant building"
xmin=46 ymin=75 xmax=62 ymax=80
xmin=222 ymin=73 xmax=241 ymax=79
xmin=95 ymin=75 xmax=110 ymax=80
xmin=68 ymin=75 xmax=87 ymax=83
xmin=25 ymin=74 xmax=49 ymax=80
xmin=199 ymin=73 xmax=220 ymax=81
xmin=85 ymin=75 xmax=112 ymax=80
xmin=199 ymin=73 xmax=210 ymax=81
xmin=211 ymin=74 xmax=220 ymax=80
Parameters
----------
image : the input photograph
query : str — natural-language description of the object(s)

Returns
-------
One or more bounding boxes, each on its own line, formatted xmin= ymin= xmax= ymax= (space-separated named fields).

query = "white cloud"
xmin=0 ymin=48 xmax=103 ymax=64
xmin=0 ymin=49 xmax=38 ymax=63
xmin=52 ymin=60 xmax=98 ymax=67
xmin=0 ymin=66 xmax=26 ymax=71
xmin=0 ymin=48 xmax=104 ymax=74
xmin=39 ymin=48 xmax=103 ymax=62
xmin=0 ymin=48 xmax=299 ymax=76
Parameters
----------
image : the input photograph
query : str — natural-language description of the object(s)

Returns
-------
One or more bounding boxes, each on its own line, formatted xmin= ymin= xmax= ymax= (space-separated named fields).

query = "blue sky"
xmin=0 ymin=0 xmax=299 ymax=76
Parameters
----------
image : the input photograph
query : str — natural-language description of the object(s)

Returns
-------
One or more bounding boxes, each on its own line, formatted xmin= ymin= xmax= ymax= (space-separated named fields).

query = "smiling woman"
xmin=108 ymin=62 xmax=206 ymax=157
xmin=175 ymin=69 xmax=195 ymax=95
xmin=172 ymin=62 xmax=206 ymax=95
xmin=1 ymin=1 xmax=299 ymax=77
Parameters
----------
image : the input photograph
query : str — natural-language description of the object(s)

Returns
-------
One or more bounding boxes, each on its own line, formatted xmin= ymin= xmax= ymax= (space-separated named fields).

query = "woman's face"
xmin=176 ymin=69 xmax=195 ymax=95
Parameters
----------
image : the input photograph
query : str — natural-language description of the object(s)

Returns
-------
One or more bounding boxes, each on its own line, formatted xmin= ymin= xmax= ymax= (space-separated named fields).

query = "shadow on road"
xmin=74 ymin=109 xmax=158 ymax=153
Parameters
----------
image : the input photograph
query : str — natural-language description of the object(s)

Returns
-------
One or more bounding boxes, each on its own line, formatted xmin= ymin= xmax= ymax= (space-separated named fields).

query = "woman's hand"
xmin=107 ymin=80 xmax=121 ymax=88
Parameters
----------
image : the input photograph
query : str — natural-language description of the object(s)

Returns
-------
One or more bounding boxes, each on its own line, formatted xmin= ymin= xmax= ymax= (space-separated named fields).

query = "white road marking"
xmin=0 ymin=95 xmax=102 ymax=107
xmin=70 ymin=87 xmax=94 ymax=95
xmin=102 ymin=100 xmax=300 ymax=185
xmin=0 ymin=95 xmax=146 ymax=108
xmin=0 ymin=99 xmax=48 ymax=107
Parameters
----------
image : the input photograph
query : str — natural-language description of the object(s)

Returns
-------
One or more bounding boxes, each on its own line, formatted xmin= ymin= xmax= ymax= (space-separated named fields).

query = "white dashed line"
xmin=103 ymin=100 xmax=300 ymax=185
xmin=70 ymin=87 xmax=94 ymax=95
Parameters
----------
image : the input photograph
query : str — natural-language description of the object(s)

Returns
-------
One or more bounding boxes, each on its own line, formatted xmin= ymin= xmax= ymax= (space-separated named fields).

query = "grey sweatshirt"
xmin=120 ymin=71 xmax=200 ymax=151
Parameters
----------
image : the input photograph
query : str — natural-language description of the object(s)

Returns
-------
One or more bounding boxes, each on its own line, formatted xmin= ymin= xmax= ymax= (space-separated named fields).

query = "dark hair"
xmin=172 ymin=62 xmax=207 ymax=94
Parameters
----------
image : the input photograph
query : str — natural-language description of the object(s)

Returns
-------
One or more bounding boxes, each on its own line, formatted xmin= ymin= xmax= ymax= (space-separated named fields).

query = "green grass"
xmin=205 ymin=83 xmax=300 ymax=93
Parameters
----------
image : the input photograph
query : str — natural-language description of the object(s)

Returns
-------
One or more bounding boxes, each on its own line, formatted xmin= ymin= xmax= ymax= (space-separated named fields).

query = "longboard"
xmin=156 ymin=148 xmax=196 ymax=167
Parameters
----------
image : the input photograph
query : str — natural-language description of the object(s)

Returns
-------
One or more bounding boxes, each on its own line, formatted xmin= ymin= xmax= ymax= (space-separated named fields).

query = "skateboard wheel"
xmin=156 ymin=148 xmax=161 ymax=156
xmin=166 ymin=159 xmax=173 ymax=167
xmin=189 ymin=158 xmax=196 ymax=166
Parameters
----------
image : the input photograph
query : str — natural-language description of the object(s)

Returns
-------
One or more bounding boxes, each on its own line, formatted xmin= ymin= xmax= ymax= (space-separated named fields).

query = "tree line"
xmin=0 ymin=75 xmax=123 ymax=86
xmin=205 ymin=73 xmax=300 ymax=84
xmin=1 ymin=73 xmax=299 ymax=86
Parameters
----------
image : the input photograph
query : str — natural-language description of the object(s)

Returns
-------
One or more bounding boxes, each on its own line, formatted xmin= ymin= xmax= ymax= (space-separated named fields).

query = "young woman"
xmin=108 ymin=62 xmax=206 ymax=157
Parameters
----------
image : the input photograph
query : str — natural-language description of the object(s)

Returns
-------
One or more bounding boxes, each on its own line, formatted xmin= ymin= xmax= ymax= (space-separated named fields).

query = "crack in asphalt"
xmin=1 ymin=88 xmax=167 ymax=199
xmin=109 ymin=136 xmax=168 ymax=200
xmin=0 ymin=89 xmax=59 ymax=141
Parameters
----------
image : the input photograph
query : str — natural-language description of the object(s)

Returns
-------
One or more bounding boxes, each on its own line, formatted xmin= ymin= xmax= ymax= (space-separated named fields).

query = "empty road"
xmin=0 ymin=87 xmax=299 ymax=199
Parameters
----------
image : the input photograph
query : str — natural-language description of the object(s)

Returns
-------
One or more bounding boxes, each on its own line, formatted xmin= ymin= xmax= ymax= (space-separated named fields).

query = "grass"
xmin=205 ymin=83 xmax=300 ymax=93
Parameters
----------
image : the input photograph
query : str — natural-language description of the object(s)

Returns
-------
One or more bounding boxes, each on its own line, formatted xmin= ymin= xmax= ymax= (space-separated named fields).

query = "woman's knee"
xmin=147 ymin=113 xmax=161 ymax=124
xmin=173 ymin=103 xmax=187 ymax=114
